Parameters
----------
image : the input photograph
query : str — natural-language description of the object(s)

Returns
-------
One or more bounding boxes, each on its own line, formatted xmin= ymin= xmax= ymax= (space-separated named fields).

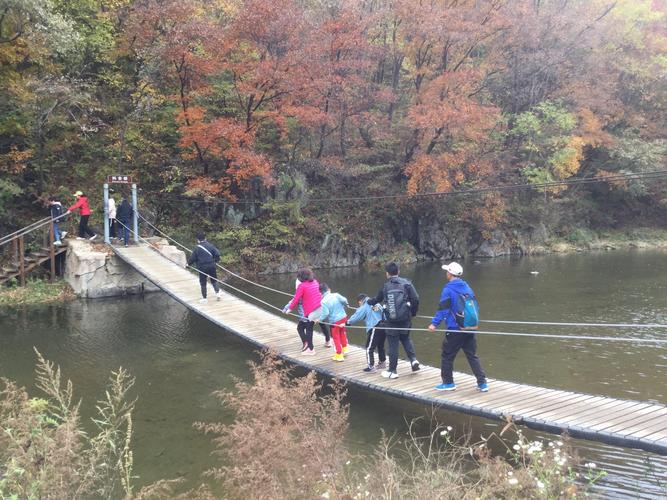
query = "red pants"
xmin=332 ymin=317 xmax=348 ymax=354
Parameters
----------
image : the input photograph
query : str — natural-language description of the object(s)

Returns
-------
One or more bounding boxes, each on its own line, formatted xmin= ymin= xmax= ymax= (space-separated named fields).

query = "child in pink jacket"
xmin=283 ymin=267 xmax=322 ymax=355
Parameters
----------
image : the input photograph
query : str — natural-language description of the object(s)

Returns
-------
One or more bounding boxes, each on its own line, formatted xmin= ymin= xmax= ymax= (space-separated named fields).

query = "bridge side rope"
xmin=135 ymin=212 xmax=667 ymax=331
xmin=113 ymin=220 xmax=667 ymax=345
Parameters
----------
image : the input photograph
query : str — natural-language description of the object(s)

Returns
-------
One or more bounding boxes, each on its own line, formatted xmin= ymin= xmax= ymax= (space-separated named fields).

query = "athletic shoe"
xmin=54 ymin=240 xmax=62 ymax=246
xmin=342 ymin=346 xmax=349 ymax=354
xmin=376 ymin=361 xmax=386 ymax=370
xmin=363 ymin=366 xmax=376 ymax=373
xmin=301 ymin=343 xmax=308 ymax=352
xmin=381 ymin=371 xmax=398 ymax=379
xmin=76 ymin=237 xmax=86 ymax=240
xmin=324 ymin=341 xmax=332 ymax=348
xmin=435 ymin=383 xmax=456 ymax=391
xmin=332 ymin=353 xmax=344 ymax=362
xmin=215 ymin=290 xmax=223 ymax=300
xmin=89 ymin=234 xmax=98 ymax=241
xmin=477 ymin=383 xmax=489 ymax=392
xmin=411 ymin=359 xmax=421 ymax=372
xmin=61 ymin=231 xmax=68 ymax=238
xmin=199 ymin=298 xmax=208 ymax=304
xmin=302 ymin=348 xmax=316 ymax=356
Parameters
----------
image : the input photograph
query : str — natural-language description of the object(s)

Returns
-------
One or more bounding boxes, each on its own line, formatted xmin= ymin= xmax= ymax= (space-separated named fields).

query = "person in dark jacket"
xmin=187 ymin=232 xmax=222 ymax=303
xmin=48 ymin=196 xmax=67 ymax=245
xmin=115 ymin=195 xmax=133 ymax=247
xmin=428 ymin=262 xmax=488 ymax=392
xmin=367 ymin=261 xmax=420 ymax=379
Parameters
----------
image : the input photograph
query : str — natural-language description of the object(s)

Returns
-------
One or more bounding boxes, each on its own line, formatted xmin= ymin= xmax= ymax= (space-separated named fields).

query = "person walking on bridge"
xmin=67 ymin=191 xmax=97 ymax=241
xmin=188 ymin=232 xmax=223 ymax=304
xmin=316 ymin=283 xmax=349 ymax=362
xmin=367 ymin=261 xmax=420 ymax=379
xmin=428 ymin=262 xmax=488 ymax=392
xmin=347 ymin=293 xmax=386 ymax=373
xmin=115 ymin=195 xmax=133 ymax=247
xmin=283 ymin=268 xmax=321 ymax=355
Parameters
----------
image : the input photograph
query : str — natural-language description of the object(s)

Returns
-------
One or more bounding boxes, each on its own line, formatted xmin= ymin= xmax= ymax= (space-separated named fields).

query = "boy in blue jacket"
xmin=428 ymin=262 xmax=488 ymax=392
xmin=347 ymin=293 xmax=386 ymax=372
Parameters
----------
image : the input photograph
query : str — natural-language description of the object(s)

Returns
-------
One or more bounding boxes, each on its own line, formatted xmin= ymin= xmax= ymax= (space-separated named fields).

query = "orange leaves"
xmin=0 ymin=147 xmax=32 ymax=175
xmin=578 ymin=109 xmax=614 ymax=149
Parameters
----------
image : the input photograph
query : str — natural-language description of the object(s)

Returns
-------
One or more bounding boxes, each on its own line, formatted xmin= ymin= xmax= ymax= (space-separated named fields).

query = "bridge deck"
xmin=114 ymin=244 xmax=667 ymax=455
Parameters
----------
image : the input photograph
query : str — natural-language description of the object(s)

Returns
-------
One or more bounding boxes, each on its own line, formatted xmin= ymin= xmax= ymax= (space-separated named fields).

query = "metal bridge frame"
xmin=103 ymin=182 xmax=139 ymax=245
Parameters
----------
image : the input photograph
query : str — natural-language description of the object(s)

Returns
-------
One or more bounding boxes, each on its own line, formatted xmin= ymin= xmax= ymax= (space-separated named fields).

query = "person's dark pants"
xmin=109 ymin=218 xmax=117 ymax=237
xmin=365 ymin=326 xmax=386 ymax=367
xmin=78 ymin=215 xmax=95 ymax=238
xmin=297 ymin=320 xmax=309 ymax=346
xmin=320 ymin=322 xmax=331 ymax=342
xmin=300 ymin=320 xmax=314 ymax=350
xmin=198 ymin=265 xmax=219 ymax=299
xmin=385 ymin=320 xmax=416 ymax=373
xmin=441 ymin=330 xmax=486 ymax=385
xmin=118 ymin=220 xmax=130 ymax=245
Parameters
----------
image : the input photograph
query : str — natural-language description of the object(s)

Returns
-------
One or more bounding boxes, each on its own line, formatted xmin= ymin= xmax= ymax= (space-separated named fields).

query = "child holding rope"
xmin=316 ymin=283 xmax=349 ymax=362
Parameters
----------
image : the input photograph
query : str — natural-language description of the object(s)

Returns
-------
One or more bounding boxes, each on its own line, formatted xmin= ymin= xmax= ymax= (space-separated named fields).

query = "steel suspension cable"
xmin=134 ymin=212 xmax=667 ymax=330
xmin=114 ymin=220 xmax=667 ymax=344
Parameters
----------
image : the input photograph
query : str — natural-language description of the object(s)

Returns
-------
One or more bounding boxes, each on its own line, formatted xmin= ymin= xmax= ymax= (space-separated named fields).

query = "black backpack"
xmin=383 ymin=278 xmax=412 ymax=323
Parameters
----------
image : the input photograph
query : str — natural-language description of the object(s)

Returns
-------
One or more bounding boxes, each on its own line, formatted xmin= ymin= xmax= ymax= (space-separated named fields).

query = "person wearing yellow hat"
xmin=67 ymin=191 xmax=97 ymax=241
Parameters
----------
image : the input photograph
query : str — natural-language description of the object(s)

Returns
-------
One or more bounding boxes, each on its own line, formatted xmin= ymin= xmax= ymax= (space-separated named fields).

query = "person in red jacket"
xmin=67 ymin=191 xmax=97 ymax=240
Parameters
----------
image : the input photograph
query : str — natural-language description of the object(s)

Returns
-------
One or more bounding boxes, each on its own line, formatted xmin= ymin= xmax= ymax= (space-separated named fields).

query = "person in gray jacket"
xmin=187 ymin=232 xmax=222 ymax=303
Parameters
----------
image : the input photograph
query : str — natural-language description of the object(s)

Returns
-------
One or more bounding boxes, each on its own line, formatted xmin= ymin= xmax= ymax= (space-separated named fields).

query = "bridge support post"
xmin=103 ymin=183 xmax=110 ymax=244
xmin=131 ymin=183 xmax=139 ymax=244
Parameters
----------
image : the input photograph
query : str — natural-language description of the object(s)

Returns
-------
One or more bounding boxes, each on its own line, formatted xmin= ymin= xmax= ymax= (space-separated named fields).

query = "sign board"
xmin=107 ymin=175 xmax=134 ymax=184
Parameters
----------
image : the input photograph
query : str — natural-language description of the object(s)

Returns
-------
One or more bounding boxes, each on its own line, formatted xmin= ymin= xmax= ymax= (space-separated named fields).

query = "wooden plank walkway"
xmin=113 ymin=244 xmax=667 ymax=455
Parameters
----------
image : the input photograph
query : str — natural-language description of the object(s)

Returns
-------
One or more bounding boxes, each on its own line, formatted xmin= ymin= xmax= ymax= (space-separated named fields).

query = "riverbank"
xmin=0 ymin=279 xmax=74 ymax=307
xmin=544 ymin=228 xmax=667 ymax=254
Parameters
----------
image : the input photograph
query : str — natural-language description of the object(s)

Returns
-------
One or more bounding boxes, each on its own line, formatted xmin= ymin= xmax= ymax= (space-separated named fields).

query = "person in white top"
xmin=108 ymin=196 xmax=117 ymax=238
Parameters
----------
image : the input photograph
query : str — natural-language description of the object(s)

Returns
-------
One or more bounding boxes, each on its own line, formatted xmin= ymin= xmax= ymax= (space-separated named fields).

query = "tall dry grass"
xmin=1 ymin=349 xmax=610 ymax=499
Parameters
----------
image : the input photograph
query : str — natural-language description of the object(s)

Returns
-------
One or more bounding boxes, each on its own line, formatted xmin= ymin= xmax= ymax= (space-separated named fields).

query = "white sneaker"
xmin=54 ymin=240 xmax=62 ymax=246
xmin=381 ymin=370 xmax=398 ymax=379
xmin=76 ymin=237 xmax=85 ymax=240
xmin=89 ymin=234 xmax=98 ymax=241
xmin=199 ymin=298 xmax=208 ymax=304
xmin=61 ymin=231 xmax=68 ymax=238
xmin=215 ymin=290 xmax=223 ymax=300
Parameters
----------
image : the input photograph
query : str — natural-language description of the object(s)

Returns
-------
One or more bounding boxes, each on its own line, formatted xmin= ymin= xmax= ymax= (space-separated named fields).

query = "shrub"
xmin=0 ymin=350 xmax=136 ymax=499
xmin=195 ymin=352 xmax=350 ymax=500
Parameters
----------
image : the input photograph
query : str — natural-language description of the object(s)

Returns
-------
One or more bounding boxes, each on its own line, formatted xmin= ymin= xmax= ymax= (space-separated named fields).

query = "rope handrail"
xmin=115 ymin=219 xmax=667 ymax=344
xmin=135 ymin=211 xmax=667 ymax=330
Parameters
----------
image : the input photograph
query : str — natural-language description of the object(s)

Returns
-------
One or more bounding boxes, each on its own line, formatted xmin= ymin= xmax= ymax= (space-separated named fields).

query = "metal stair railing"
xmin=0 ymin=214 xmax=68 ymax=286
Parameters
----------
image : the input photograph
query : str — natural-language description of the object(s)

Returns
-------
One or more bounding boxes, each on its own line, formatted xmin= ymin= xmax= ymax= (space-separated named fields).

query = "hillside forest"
xmin=1 ymin=0 xmax=666 ymax=269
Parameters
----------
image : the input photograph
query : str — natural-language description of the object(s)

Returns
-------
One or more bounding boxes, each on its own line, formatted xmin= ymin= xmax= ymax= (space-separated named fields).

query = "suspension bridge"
xmin=2 ymin=187 xmax=667 ymax=455
xmin=106 ymin=213 xmax=667 ymax=456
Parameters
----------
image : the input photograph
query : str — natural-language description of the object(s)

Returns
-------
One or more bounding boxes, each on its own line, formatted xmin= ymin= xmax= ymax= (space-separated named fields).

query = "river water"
xmin=1 ymin=250 xmax=666 ymax=497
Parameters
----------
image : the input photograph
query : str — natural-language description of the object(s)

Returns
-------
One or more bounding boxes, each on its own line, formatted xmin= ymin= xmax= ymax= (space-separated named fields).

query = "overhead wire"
xmin=142 ymin=169 xmax=667 ymax=206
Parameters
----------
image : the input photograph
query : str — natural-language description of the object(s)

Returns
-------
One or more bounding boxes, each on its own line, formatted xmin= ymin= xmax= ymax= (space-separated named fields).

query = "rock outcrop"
xmin=64 ymin=239 xmax=186 ymax=298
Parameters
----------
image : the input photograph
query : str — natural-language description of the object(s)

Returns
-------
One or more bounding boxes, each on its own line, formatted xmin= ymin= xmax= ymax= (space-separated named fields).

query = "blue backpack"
xmin=454 ymin=293 xmax=479 ymax=331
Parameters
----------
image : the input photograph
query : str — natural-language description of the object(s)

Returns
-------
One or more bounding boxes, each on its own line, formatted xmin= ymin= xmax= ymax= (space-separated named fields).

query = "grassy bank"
xmin=0 ymin=278 xmax=75 ymax=307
